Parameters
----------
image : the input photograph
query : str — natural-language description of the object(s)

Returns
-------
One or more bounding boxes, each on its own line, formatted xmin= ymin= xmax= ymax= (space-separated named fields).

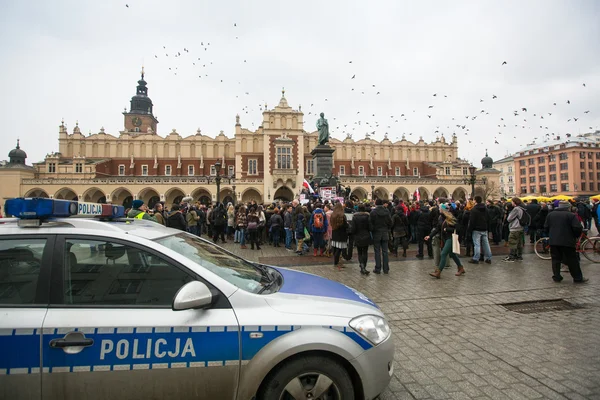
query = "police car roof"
xmin=0 ymin=218 xmax=177 ymax=241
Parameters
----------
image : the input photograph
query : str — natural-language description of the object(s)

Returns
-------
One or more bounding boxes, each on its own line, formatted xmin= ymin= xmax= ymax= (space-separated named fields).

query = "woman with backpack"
xmin=426 ymin=210 xmax=465 ymax=279
xmin=330 ymin=204 xmax=349 ymax=270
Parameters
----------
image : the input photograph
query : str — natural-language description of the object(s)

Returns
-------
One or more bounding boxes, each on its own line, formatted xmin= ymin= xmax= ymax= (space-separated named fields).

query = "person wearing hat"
xmin=127 ymin=199 xmax=158 ymax=222
xmin=544 ymin=201 xmax=588 ymax=283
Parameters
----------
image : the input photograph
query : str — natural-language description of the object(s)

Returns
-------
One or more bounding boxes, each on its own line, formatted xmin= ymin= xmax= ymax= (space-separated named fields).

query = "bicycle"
xmin=534 ymin=229 xmax=600 ymax=262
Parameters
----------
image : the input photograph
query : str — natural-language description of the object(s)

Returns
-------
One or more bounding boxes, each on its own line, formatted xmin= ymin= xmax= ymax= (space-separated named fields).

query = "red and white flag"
xmin=303 ymin=179 xmax=315 ymax=194
xmin=414 ymin=188 xmax=421 ymax=201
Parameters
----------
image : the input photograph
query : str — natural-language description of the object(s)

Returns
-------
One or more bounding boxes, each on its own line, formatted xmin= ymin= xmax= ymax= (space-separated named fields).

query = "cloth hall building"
xmin=0 ymin=71 xmax=483 ymax=210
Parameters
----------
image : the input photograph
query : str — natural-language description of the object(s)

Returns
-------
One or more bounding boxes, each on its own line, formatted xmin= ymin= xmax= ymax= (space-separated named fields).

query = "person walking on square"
xmin=504 ymin=197 xmax=526 ymax=262
xmin=310 ymin=204 xmax=328 ymax=256
xmin=330 ymin=204 xmax=349 ymax=270
xmin=351 ymin=204 xmax=372 ymax=275
xmin=544 ymin=201 xmax=588 ymax=283
xmin=525 ymin=199 xmax=542 ymax=243
xmin=428 ymin=210 xmax=465 ymax=279
xmin=283 ymin=205 xmax=294 ymax=250
xmin=294 ymin=213 xmax=307 ymax=255
xmin=391 ymin=206 xmax=409 ymax=257
xmin=416 ymin=203 xmax=433 ymax=259
xmin=468 ymin=196 xmax=492 ymax=264
xmin=370 ymin=199 xmax=393 ymax=274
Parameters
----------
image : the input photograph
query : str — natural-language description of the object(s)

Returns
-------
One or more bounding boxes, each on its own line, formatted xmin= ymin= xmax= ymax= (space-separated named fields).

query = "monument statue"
xmin=316 ymin=112 xmax=329 ymax=146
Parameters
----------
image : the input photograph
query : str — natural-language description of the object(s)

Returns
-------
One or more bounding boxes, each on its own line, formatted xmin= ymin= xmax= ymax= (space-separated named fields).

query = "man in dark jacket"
xmin=416 ymin=204 xmax=433 ymax=259
xmin=576 ymin=201 xmax=591 ymax=230
xmin=525 ymin=199 xmax=542 ymax=243
xmin=166 ymin=204 xmax=187 ymax=231
xmin=369 ymin=199 xmax=393 ymax=274
xmin=468 ymin=196 xmax=492 ymax=264
xmin=487 ymin=200 xmax=502 ymax=245
xmin=544 ymin=201 xmax=588 ymax=283
xmin=283 ymin=205 xmax=293 ymax=250
xmin=211 ymin=203 xmax=227 ymax=244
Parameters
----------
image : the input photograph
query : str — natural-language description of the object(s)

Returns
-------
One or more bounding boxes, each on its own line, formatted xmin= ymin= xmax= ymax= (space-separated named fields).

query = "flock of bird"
xmin=126 ymin=3 xmax=597 ymax=154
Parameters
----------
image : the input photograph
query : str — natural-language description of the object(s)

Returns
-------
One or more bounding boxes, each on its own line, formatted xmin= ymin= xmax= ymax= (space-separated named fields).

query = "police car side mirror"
xmin=172 ymin=281 xmax=213 ymax=311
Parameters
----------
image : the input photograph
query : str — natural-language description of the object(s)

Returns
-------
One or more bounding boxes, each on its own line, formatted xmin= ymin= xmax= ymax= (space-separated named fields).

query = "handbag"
xmin=452 ymin=233 xmax=460 ymax=254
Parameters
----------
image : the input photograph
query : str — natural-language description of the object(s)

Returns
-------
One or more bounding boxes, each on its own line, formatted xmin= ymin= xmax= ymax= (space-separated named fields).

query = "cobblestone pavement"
xmin=222 ymin=239 xmax=600 ymax=399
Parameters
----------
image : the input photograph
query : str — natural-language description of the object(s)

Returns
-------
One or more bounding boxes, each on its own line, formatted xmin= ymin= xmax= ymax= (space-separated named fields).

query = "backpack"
xmin=313 ymin=212 xmax=324 ymax=229
xmin=518 ymin=206 xmax=531 ymax=227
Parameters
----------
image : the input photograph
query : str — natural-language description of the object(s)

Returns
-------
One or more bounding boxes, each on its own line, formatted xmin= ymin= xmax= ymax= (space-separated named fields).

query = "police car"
xmin=0 ymin=198 xmax=394 ymax=400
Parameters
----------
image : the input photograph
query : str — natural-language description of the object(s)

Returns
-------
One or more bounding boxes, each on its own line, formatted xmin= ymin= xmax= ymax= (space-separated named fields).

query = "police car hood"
xmin=266 ymin=267 xmax=380 ymax=317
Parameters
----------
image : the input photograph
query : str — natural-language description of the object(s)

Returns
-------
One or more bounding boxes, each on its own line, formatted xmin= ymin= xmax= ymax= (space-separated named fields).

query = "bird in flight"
xmin=125 ymin=4 xmax=129 ymax=7
xmin=567 ymin=100 xmax=570 ymax=104
xmin=351 ymin=75 xmax=355 ymax=79
xmin=502 ymin=61 xmax=507 ymax=65
xmin=492 ymin=95 xmax=497 ymax=99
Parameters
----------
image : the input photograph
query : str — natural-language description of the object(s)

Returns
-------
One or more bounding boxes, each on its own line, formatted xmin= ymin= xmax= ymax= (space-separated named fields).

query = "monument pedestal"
xmin=311 ymin=145 xmax=338 ymax=187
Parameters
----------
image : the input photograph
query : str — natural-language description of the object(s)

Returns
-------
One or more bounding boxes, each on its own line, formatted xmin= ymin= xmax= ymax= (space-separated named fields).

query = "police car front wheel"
xmin=259 ymin=355 xmax=354 ymax=400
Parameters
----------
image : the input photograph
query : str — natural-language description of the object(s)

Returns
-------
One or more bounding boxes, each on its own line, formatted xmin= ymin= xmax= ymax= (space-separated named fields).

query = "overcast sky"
xmin=1 ymin=0 xmax=599 ymax=166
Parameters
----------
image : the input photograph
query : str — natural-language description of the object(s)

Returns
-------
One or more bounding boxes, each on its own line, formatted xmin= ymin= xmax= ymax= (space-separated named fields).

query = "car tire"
xmin=259 ymin=355 xmax=354 ymax=400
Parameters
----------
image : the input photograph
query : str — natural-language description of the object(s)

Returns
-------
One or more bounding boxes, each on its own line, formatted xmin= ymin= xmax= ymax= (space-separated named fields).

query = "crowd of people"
xmin=124 ymin=193 xmax=596 ymax=283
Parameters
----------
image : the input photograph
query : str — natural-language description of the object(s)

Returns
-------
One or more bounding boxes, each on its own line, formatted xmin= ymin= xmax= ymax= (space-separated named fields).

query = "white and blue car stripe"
xmin=1 ymin=325 xmax=371 ymax=375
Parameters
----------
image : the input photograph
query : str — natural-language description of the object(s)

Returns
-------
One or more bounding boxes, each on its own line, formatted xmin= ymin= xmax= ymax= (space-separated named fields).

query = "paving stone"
xmin=259 ymin=251 xmax=600 ymax=400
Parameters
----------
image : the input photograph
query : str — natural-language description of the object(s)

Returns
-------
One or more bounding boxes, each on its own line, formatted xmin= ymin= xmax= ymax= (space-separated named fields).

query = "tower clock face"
xmin=132 ymin=117 xmax=142 ymax=127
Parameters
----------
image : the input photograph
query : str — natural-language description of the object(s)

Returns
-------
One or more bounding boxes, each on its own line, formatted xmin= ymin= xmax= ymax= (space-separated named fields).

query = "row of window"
xmin=520 ymin=183 xmax=584 ymax=194
xmin=519 ymin=152 xmax=600 ymax=167
xmin=520 ymin=173 xmax=570 ymax=183
xmin=519 ymin=154 xmax=564 ymax=166
xmin=118 ymin=165 xmax=236 ymax=177
xmin=47 ymin=163 xmax=83 ymax=173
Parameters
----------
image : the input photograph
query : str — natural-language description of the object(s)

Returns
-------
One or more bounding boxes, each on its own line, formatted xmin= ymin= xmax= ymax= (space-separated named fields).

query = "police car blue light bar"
xmin=5 ymin=198 xmax=125 ymax=219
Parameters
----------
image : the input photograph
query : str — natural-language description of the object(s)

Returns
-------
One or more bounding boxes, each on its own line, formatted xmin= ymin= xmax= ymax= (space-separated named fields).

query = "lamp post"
xmin=464 ymin=165 xmax=477 ymax=199
xmin=215 ymin=161 xmax=222 ymax=205
xmin=371 ymin=184 xmax=375 ymax=200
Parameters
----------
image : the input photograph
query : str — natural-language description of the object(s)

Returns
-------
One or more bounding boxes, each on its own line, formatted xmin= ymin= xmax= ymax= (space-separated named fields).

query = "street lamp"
xmin=371 ymin=184 xmax=375 ymax=200
xmin=464 ymin=165 xmax=477 ymax=199
xmin=214 ymin=161 xmax=222 ymax=204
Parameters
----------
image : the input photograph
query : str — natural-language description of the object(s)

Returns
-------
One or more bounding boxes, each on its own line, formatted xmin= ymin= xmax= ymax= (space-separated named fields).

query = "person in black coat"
xmin=166 ymin=204 xmax=187 ymax=231
xmin=343 ymin=201 xmax=355 ymax=261
xmin=544 ymin=201 xmax=587 ymax=283
xmin=416 ymin=204 xmax=433 ymax=259
xmin=370 ymin=199 xmax=393 ymax=274
xmin=269 ymin=209 xmax=284 ymax=247
xmin=533 ymin=202 xmax=549 ymax=237
xmin=391 ymin=208 xmax=409 ymax=257
xmin=350 ymin=204 xmax=372 ymax=275
xmin=525 ymin=199 xmax=542 ymax=243
xmin=330 ymin=204 xmax=349 ymax=270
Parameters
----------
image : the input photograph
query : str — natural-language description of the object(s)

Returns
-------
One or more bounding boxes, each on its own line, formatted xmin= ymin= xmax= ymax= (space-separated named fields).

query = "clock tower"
xmin=123 ymin=67 xmax=159 ymax=134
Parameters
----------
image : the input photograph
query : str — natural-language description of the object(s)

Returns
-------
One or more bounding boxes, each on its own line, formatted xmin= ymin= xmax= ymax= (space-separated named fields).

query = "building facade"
xmin=513 ymin=131 xmax=600 ymax=198
xmin=1 ymin=70 xmax=481 ymax=210
xmin=494 ymin=155 xmax=515 ymax=198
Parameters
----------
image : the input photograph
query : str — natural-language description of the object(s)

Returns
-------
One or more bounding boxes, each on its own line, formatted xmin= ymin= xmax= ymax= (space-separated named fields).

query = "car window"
xmin=62 ymin=238 xmax=194 ymax=306
xmin=0 ymin=238 xmax=47 ymax=305
xmin=156 ymin=233 xmax=267 ymax=293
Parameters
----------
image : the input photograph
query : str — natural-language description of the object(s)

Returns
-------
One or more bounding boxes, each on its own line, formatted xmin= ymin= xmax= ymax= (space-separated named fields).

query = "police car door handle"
xmin=50 ymin=337 xmax=94 ymax=348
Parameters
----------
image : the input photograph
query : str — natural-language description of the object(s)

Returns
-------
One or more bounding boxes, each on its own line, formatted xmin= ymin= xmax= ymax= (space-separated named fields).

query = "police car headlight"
xmin=349 ymin=315 xmax=391 ymax=346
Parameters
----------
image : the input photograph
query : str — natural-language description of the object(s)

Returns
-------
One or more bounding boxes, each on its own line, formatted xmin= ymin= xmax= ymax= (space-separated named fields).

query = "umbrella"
xmin=590 ymin=194 xmax=600 ymax=201
xmin=549 ymin=195 xmax=574 ymax=201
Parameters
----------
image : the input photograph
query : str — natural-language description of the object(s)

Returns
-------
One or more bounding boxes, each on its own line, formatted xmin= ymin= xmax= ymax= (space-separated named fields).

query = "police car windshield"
xmin=156 ymin=233 xmax=267 ymax=293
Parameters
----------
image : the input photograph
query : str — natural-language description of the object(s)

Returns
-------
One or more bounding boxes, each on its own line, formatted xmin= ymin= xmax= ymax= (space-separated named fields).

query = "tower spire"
xmin=16 ymin=138 xmax=20 ymax=149
xmin=141 ymin=65 xmax=145 ymax=80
